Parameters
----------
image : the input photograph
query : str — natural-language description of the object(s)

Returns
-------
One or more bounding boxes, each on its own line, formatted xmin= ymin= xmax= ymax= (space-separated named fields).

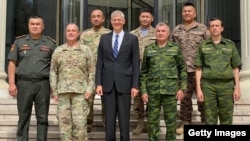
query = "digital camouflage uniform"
xmin=130 ymin=26 xmax=156 ymax=126
xmin=194 ymin=37 xmax=242 ymax=125
xmin=170 ymin=22 xmax=210 ymax=123
xmin=7 ymin=34 xmax=56 ymax=141
xmin=50 ymin=43 xmax=95 ymax=141
xmin=140 ymin=41 xmax=187 ymax=141
xmin=80 ymin=27 xmax=111 ymax=129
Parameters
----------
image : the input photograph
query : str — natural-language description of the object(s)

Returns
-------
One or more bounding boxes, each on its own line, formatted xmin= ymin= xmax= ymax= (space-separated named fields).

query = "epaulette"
xmin=47 ymin=36 xmax=56 ymax=43
xmin=224 ymin=38 xmax=234 ymax=44
xmin=15 ymin=35 xmax=26 ymax=39
xmin=170 ymin=41 xmax=179 ymax=46
xmin=104 ymin=28 xmax=112 ymax=32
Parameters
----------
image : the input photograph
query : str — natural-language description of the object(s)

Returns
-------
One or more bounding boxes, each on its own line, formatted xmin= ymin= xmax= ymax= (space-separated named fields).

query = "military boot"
xmin=132 ymin=119 xmax=146 ymax=135
xmin=176 ymin=121 xmax=191 ymax=135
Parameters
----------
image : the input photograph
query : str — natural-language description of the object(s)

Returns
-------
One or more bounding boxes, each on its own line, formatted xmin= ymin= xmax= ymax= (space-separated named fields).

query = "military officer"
xmin=8 ymin=15 xmax=56 ymax=141
xmin=50 ymin=23 xmax=95 ymax=141
xmin=140 ymin=22 xmax=187 ymax=141
xmin=130 ymin=8 xmax=156 ymax=135
xmin=195 ymin=18 xmax=242 ymax=125
xmin=170 ymin=2 xmax=210 ymax=134
xmin=80 ymin=9 xmax=111 ymax=132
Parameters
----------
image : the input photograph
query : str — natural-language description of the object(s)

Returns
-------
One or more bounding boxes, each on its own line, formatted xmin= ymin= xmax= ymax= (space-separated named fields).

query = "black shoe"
xmin=87 ymin=125 xmax=92 ymax=132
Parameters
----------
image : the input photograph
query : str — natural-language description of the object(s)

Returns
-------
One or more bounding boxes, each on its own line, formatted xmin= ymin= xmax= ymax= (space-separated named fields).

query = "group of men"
xmin=7 ymin=2 xmax=242 ymax=141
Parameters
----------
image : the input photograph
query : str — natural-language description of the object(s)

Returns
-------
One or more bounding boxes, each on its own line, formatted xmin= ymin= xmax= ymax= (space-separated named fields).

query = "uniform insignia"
xmin=10 ymin=45 xmax=15 ymax=52
xmin=15 ymin=35 xmax=26 ymax=39
xmin=47 ymin=36 xmax=56 ymax=43
xmin=20 ymin=44 xmax=30 ymax=50
xmin=202 ymin=48 xmax=212 ymax=51
xmin=148 ymin=50 xmax=157 ymax=53
xmin=40 ymin=45 xmax=51 ymax=52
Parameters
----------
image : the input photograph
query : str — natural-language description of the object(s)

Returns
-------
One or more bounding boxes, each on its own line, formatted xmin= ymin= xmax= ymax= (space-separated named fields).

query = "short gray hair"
xmin=111 ymin=10 xmax=125 ymax=20
xmin=155 ymin=22 xmax=170 ymax=31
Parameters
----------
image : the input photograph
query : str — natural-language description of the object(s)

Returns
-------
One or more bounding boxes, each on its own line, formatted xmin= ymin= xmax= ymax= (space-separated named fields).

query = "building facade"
xmin=0 ymin=0 xmax=249 ymax=101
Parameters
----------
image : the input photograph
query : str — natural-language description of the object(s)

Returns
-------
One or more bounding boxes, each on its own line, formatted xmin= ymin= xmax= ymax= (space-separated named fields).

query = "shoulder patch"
xmin=47 ymin=36 xmax=56 ymax=43
xmin=10 ymin=44 xmax=16 ymax=52
xmin=15 ymin=35 xmax=26 ymax=39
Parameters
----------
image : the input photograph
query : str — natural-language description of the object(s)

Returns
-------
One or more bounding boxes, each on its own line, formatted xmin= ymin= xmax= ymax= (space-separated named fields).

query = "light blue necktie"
xmin=113 ymin=34 xmax=119 ymax=58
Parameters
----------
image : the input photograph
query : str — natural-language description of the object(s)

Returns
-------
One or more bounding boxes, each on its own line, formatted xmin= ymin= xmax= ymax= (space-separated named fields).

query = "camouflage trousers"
xmin=179 ymin=72 xmax=205 ymax=122
xmin=202 ymin=79 xmax=234 ymax=125
xmin=57 ymin=93 xmax=89 ymax=141
xmin=133 ymin=92 xmax=147 ymax=119
xmin=148 ymin=94 xmax=177 ymax=141
xmin=87 ymin=94 xmax=105 ymax=126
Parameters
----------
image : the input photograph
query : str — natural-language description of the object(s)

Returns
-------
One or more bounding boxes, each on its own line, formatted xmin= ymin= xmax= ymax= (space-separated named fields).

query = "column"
xmin=0 ymin=0 xmax=11 ymax=99
xmin=240 ymin=0 xmax=250 ymax=99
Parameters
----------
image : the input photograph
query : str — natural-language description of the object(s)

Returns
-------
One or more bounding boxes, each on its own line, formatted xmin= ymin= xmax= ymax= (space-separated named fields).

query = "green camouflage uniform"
xmin=7 ymin=34 xmax=56 ymax=141
xmin=140 ymin=41 xmax=187 ymax=141
xmin=80 ymin=27 xmax=111 ymax=128
xmin=194 ymin=37 xmax=242 ymax=125
xmin=170 ymin=22 xmax=210 ymax=123
xmin=50 ymin=43 xmax=95 ymax=141
xmin=130 ymin=26 xmax=156 ymax=120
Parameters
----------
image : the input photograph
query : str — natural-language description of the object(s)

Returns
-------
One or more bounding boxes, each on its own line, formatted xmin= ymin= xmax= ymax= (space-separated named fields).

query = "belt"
xmin=17 ymin=77 xmax=49 ymax=82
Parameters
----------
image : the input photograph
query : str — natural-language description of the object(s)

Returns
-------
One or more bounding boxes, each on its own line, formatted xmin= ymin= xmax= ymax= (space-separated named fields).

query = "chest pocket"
xmin=165 ymin=49 xmax=178 ymax=64
xmin=83 ymin=37 xmax=93 ymax=43
xmin=202 ymin=48 xmax=216 ymax=64
xmin=39 ymin=46 xmax=52 ymax=58
xmin=147 ymin=51 xmax=158 ymax=57
xmin=221 ymin=47 xmax=232 ymax=62
xmin=72 ymin=49 xmax=88 ymax=69
xmin=18 ymin=45 xmax=31 ymax=57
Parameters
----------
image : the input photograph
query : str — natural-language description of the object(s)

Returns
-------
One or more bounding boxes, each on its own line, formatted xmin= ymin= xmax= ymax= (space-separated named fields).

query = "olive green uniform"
xmin=194 ymin=37 xmax=242 ymax=125
xmin=140 ymin=41 xmax=187 ymax=141
xmin=7 ymin=34 xmax=56 ymax=141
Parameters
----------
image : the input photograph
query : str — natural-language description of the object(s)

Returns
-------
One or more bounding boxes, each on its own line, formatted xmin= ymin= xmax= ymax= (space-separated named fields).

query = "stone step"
xmin=1 ymin=98 xmax=249 ymax=107
xmin=1 ymin=98 xmax=250 ymax=141
xmin=0 ymin=130 xmax=184 ymax=141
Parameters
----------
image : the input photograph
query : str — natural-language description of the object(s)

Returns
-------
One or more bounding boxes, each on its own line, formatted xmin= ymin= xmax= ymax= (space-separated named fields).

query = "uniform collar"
xmin=206 ymin=37 xmax=227 ymax=45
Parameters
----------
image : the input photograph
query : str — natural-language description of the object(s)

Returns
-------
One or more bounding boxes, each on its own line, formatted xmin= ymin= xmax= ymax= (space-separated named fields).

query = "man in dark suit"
xmin=96 ymin=10 xmax=140 ymax=141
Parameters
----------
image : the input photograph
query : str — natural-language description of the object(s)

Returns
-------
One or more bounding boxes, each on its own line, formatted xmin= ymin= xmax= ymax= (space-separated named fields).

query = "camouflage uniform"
xmin=80 ymin=27 xmax=111 ymax=129
xmin=8 ymin=35 xmax=56 ymax=141
xmin=140 ymin=41 xmax=187 ymax=141
xmin=194 ymin=37 xmax=242 ymax=125
xmin=170 ymin=22 xmax=210 ymax=123
xmin=130 ymin=26 xmax=156 ymax=129
xmin=50 ymin=43 xmax=95 ymax=141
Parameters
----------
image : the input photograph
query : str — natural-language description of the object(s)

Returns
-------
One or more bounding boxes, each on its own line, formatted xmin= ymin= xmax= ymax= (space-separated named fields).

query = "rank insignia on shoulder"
xmin=15 ymin=35 xmax=26 ymax=39
xmin=47 ymin=36 xmax=56 ymax=43
xmin=10 ymin=45 xmax=16 ymax=52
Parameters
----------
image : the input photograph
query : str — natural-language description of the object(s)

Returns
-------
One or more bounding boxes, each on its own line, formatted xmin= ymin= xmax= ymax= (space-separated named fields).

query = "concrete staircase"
xmin=0 ymin=96 xmax=250 ymax=141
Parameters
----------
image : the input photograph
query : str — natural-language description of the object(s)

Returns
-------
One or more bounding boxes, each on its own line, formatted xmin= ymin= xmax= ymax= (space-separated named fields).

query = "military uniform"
xmin=7 ymin=34 xmax=56 ymax=141
xmin=50 ymin=43 xmax=95 ymax=141
xmin=140 ymin=41 xmax=187 ymax=141
xmin=171 ymin=22 xmax=210 ymax=125
xmin=194 ymin=37 xmax=242 ymax=125
xmin=130 ymin=26 xmax=156 ymax=134
xmin=80 ymin=27 xmax=111 ymax=130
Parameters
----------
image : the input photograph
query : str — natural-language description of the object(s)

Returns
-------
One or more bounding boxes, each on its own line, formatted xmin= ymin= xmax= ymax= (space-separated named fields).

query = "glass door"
xmin=60 ymin=0 xmax=84 ymax=43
